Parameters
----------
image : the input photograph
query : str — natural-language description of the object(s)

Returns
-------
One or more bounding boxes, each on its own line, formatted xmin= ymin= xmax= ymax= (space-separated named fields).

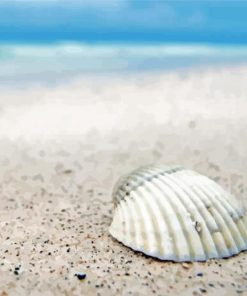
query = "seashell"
xmin=109 ymin=165 xmax=247 ymax=262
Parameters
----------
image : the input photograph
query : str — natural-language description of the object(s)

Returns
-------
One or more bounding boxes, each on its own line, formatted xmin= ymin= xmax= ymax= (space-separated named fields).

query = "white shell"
xmin=109 ymin=165 xmax=247 ymax=261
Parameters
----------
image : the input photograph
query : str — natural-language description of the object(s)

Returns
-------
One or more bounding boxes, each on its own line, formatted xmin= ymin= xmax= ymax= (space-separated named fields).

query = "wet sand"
xmin=0 ymin=65 xmax=246 ymax=295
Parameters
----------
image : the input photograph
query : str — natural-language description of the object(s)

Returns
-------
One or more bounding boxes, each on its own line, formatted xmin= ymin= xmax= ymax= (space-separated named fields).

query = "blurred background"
xmin=0 ymin=0 xmax=246 ymax=198
xmin=1 ymin=0 xmax=247 ymax=82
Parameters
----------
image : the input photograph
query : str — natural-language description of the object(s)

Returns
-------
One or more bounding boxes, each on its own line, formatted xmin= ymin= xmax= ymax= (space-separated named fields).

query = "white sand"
xmin=0 ymin=65 xmax=246 ymax=295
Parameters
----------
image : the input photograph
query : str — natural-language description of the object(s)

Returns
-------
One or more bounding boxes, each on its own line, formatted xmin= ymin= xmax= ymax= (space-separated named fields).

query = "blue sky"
xmin=0 ymin=0 xmax=247 ymax=44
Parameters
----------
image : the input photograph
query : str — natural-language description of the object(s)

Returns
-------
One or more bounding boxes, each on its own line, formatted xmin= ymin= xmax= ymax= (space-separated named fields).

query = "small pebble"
xmin=196 ymin=272 xmax=203 ymax=277
xmin=182 ymin=263 xmax=191 ymax=269
xmin=75 ymin=273 xmax=86 ymax=280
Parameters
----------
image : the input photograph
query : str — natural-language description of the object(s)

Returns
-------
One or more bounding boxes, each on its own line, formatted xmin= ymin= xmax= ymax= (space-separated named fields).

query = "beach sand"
xmin=0 ymin=65 xmax=246 ymax=295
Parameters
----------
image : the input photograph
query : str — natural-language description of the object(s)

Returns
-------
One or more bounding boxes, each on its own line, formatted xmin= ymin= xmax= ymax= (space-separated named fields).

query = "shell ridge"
xmin=129 ymin=192 xmax=153 ymax=254
xmin=136 ymin=187 xmax=164 ymax=257
xmin=116 ymin=165 xmax=182 ymax=203
xmin=176 ymin=171 xmax=231 ymax=257
xmin=125 ymin=197 xmax=142 ymax=250
xmin=177 ymin=172 xmax=222 ymax=232
xmin=137 ymin=185 xmax=171 ymax=258
xmin=187 ymin=172 xmax=243 ymax=218
xmin=236 ymin=219 xmax=247 ymax=243
xmin=140 ymin=181 xmax=181 ymax=260
xmin=188 ymin=184 xmax=231 ymax=257
xmin=208 ymin=183 xmax=241 ymax=219
xmin=148 ymin=176 xmax=195 ymax=261
xmin=207 ymin=178 xmax=244 ymax=216
xmin=197 ymin=183 xmax=247 ymax=251
xmin=196 ymin=185 xmax=245 ymax=248
xmin=191 ymin=183 xmax=239 ymax=255
xmin=146 ymin=179 xmax=191 ymax=261
xmin=156 ymin=174 xmax=206 ymax=261
xmin=131 ymin=191 xmax=158 ymax=254
xmin=117 ymin=198 xmax=146 ymax=252
xmin=207 ymin=183 xmax=247 ymax=243
xmin=139 ymin=168 xmax=193 ymax=260
xmin=167 ymin=173 xmax=219 ymax=259
xmin=119 ymin=201 xmax=130 ymax=243
xmin=110 ymin=205 xmax=124 ymax=241
xmin=139 ymin=175 xmax=190 ymax=261
xmin=178 ymin=171 xmax=244 ymax=254
xmin=205 ymin=183 xmax=247 ymax=245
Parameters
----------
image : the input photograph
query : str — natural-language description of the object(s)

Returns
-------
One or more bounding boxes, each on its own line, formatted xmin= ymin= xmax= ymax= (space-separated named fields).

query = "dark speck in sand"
xmin=63 ymin=169 xmax=73 ymax=174
xmin=196 ymin=272 xmax=203 ymax=277
xmin=75 ymin=273 xmax=86 ymax=280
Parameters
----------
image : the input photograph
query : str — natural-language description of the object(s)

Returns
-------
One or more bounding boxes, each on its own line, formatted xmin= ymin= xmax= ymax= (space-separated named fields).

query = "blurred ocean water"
xmin=1 ymin=43 xmax=247 ymax=85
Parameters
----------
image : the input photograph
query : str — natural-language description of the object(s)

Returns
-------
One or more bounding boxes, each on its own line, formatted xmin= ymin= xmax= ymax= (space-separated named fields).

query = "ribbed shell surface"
xmin=109 ymin=165 xmax=247 ymax=261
